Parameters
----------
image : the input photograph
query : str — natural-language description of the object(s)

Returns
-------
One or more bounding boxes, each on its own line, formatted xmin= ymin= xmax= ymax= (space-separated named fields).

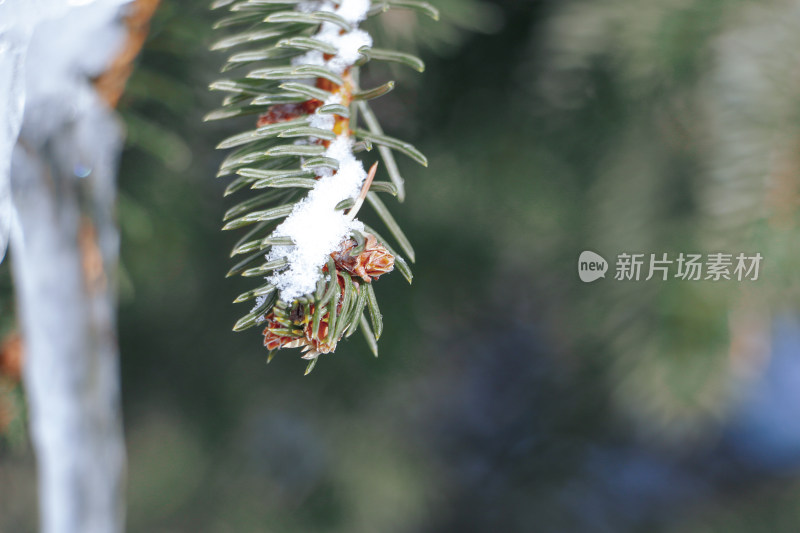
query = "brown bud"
xmin=332 ymin=234 xmax=394 ymax=283
xmin=262 ymin=314 xmax=301 ymax=351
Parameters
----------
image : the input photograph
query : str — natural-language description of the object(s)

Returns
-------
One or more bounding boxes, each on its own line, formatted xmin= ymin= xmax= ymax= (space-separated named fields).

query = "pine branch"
xmin=209 ymin=0 xmax=433 ymax=372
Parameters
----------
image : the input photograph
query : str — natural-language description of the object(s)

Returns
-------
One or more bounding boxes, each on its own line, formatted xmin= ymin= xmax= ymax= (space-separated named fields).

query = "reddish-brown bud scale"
xmin=256 ymin=99 xmax=324 ymax=127
xmin=332 ymin=234 xmax=395 ymax=282
xmin=262 ymin=313 xmax=300 ymax=351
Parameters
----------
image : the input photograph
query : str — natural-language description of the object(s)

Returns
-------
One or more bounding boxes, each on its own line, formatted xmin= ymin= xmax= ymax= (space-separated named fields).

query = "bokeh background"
xmin=4 ymin=0 xmax=800 ymax=531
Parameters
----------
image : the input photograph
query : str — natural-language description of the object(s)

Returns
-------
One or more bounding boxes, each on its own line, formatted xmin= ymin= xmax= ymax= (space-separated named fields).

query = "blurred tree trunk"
xmin=9 ymin=104 xmax=126 ymax=533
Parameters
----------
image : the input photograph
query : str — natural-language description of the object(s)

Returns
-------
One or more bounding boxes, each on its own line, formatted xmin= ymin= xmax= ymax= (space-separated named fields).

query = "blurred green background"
xmin=5 ymin=0 xmax=800 ymax=531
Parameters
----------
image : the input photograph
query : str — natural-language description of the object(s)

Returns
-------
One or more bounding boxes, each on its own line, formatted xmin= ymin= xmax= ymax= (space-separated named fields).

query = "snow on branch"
xmin=267 ymin=0 xmax=373 ymax=302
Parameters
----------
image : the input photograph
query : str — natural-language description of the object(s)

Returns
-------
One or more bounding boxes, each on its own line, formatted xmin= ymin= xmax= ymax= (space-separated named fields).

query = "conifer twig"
xmin=210 ymin=0 xmax=432 ymax=371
